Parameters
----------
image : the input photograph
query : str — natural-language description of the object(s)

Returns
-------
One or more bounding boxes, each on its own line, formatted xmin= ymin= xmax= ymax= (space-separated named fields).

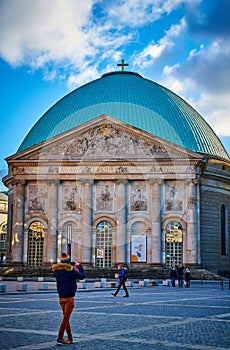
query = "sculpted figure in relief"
xmin=42 ymin=124 xmax=169 ymax=158
xmin=96 ymin=185 xmax=113 ymax=212
xmin=28 ymin=186 xmax=46 ymax=211
xmin=165 ymin=182 xmax=183 ymax=212
xmin=63 ymin=186 xmax=78 ymax=211
xmin=130 ymin=185 xmax=148 ymax=211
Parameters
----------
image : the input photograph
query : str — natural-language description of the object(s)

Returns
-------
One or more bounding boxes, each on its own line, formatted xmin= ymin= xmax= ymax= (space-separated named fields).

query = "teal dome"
xmin=18 ymin=71 xmax=229 ymax=159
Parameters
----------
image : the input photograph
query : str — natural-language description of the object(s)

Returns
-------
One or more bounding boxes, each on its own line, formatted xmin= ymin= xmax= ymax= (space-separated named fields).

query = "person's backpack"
xmin=123 ymin=269 xmax=127 ymax=281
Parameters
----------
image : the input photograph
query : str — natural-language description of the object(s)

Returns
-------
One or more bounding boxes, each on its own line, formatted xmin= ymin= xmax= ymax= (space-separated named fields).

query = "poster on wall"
xmin=131 ymin=235 xmax=147 ymax=262
xmin=97 ymin=248 xmax=104 ymax=258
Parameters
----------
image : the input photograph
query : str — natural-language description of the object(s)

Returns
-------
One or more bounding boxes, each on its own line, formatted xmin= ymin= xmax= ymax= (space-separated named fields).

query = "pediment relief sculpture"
xmin=39 ymin=124 xmax=171 ymax=159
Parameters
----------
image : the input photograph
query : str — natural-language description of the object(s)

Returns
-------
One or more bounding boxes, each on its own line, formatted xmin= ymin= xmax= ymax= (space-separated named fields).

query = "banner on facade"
xmin=131 ymin=235 xmax=147 ymax=262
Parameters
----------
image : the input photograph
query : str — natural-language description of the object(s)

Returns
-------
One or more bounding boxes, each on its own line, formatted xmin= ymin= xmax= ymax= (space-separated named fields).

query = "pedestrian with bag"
xmin=52 ymin=253 xmax=85 ymax=346
xmin=111 ymin=263 xmax=129 ymax=298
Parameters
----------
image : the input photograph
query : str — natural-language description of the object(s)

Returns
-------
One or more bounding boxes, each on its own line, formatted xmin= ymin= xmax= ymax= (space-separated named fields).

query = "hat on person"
xmin=118 ymin=263 xmax=123 ymax=268
xmin=61 ymin=253 xmax=71 ymax=263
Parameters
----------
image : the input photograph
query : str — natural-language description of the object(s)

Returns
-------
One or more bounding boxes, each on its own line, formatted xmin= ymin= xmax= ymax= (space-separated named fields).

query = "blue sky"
xmin=0 ymin=0 xmax=230 ymax=191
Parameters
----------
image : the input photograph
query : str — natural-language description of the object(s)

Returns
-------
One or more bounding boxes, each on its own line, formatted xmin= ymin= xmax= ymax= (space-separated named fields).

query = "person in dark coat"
xmin=111 ymin=264 xmax=129 ymax=297
xmin=170 ymin=266 xmax=178 ymax=287
xmin=185 ymin=267 xmax=191 ymax=287
xmin=177 ymin=264 xmax=184 ymax=288
xmin=52 ymin=253 xmax=85 ymax=346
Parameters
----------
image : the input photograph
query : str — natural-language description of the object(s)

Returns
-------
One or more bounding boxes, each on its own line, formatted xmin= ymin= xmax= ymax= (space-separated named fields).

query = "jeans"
xmin=57 ymin=297 xmax=74 ymax=341
xmin=178 ymin=275 xmax=183 ymax=288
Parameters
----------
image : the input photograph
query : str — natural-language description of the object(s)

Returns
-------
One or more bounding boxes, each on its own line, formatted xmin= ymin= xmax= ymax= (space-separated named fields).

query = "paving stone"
xmin=0 ymin=284 xmax=229 ymax=350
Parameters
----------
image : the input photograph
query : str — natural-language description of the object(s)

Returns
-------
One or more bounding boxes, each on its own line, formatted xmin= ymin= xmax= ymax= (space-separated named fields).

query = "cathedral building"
xmin=3 ymin=66 xmax=230 ymax=274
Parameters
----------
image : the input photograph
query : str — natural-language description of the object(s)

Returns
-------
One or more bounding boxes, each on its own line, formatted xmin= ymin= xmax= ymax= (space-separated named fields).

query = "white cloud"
xmin=0 ymin=0 xmax=136 ymax=85
xmin=67 ymin=66 xmax=99 ymax=90
xmin=161 ymin=45 xmax=230 ymax=138
xmin=106 ymin=0 xmax=195 ymax=27
xmin=0 ymin=0 xmax=229 ymax=141
xmin=0 ymin=0 xmax=94 ymax=66
xmin=132 ymin=18 xmax=186 ymax=68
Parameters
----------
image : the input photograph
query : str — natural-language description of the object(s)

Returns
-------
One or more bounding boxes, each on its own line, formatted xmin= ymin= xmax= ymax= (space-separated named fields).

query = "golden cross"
xmin=117 ymin=59 xmax=129 ymax=71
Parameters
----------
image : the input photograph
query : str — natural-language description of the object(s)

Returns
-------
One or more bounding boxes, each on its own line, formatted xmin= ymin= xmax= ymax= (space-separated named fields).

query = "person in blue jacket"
xmin=52 ymin=253 xmax=85 ymax=346
xmin=111 ymin=263 xmax=129 ymax=297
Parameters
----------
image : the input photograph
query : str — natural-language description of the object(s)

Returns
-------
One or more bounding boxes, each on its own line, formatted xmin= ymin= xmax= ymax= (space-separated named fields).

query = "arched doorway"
xmin=165 ymin=221 xmax=183 ymax=268
xmin=96 ymin=221 xmax=112 ymax=267
xmin=27 ymin=221 xmax=44 ymax=266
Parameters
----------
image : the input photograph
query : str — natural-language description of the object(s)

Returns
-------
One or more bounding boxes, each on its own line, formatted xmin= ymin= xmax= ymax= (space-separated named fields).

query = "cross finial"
xmin=117 ymin=59 xmax=129 ymax=71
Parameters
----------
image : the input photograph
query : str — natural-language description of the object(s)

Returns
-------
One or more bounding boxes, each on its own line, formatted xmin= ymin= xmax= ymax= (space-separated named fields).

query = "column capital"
xmin=115 ymin=179 xmax=128 ymax=185
xmin=80 ymin=179 xmax=94 ymax=185
xmin=185 ymin=178 xmax=199 ymax=185
xmin=46 ymin=179 xmax=59 ymax=186
xmin=148 ymin=178 xmax=163 ymax=185
xmin=12 ymin=179 xmax=26 ymax=187
xmin=192 ymin=178 xmax=199 ymax=185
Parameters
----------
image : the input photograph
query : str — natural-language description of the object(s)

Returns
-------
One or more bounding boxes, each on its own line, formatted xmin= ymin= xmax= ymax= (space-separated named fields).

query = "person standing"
xmin=111 ymin=264 xmax=129 ymax=297
xmin=170 ymin=266 xmax=178 ymax=287
xmin=177 ymin=264 xmax=184 ymax=288
xmin=52 ymin=253 xmax=85 ymax=346
xmin=185 ymin=267 xmax=191 ymax=287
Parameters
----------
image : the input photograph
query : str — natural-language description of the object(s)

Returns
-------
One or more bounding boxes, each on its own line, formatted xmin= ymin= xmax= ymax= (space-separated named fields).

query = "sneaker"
xmin=56 ymin=338 xmax=72 ymax=345
xmin=123 ymin=295 xmax=129 ymax=298
xmin=111 ymin=293 xmax=116 ymax=297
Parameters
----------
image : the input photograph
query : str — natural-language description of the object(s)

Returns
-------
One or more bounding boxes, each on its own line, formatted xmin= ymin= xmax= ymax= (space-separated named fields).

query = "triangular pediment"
xmin=9 ymin=115 xmax=202 ymax=161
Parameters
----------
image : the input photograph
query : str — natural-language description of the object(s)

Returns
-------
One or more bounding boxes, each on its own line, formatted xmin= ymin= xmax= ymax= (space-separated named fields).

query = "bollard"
xmin=0 ymin=285 xmax=6 ymax=292
xmin=17 ymin=283 xmax=27 ymax=291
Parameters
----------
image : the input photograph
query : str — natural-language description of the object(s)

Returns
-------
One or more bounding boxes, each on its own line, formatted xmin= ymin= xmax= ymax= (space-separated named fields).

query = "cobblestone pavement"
xmin=0 ymin=284 xmax=229 ymax=350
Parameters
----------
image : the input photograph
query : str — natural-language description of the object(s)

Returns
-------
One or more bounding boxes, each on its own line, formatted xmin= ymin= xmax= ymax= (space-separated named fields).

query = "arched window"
xmin=28 ymin=221 xmax=44 ymax=266
xmin=96 ymin=221 xmax=112 ymax=267
xmin=165 ymin=221 xmax=183 ymax=268
xmin=221 ymin=204 xmax=227 ymax=256
xmin=62 ymin=223 xmax=73 ymax=258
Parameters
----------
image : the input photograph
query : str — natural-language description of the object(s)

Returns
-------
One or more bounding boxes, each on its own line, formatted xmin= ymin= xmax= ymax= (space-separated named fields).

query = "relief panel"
xmin=129 ymin=183 xmax=148 ymax=212
xmin=62 ymin=185 xmax=80 ymax=211
xmin=95 ymin=184 xmax=114 ymax=212
xmin=28 ymin=185 xmax=47 ymax=211
xmin=165 ymin=181 xmax=183 ymax=212
xmin=40 ymin=124 xmax=170 ymax=159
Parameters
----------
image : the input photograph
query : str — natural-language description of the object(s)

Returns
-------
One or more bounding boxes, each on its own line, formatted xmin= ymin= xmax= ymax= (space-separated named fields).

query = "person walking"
xmin=177 ymin=264 xmax=184 ymax=288
xmin=111 ymin=263 xmax=129 ymax=297
xmin=52 ymin=253 xmax=85 ymax=346
xmin=185 ymin=267 xmax=191 ymax=287
xmin=170 ymin=266 xmax=178 ymax=287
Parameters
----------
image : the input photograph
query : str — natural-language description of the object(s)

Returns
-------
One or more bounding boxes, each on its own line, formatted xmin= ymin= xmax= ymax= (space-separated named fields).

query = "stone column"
xmin=116 ymin=179 xmax=128 ymax=264
xmin=185 ymin=179 xmax=198 ymax=265
xmin=12 ymin=180 xmax=26 ymax=264
xmin=91 ymin=228 xmax=97 ymax=267
xmin=149 ymin=179 xmax=162 ymax=265
xmin=46 ymin=180 xmax=59 ymax=263
xmin=81 ymin=179 xmax=93 ymax=265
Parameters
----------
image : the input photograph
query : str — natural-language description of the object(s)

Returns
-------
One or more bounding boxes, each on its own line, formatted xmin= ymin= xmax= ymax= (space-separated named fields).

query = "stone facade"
xmin=0 ymin=192 xmax=8 ymax=263
xmin=200 ymin=159 xmax=230 ymax=273
xmin=3 ymin=115 xmax=230 ymax=273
